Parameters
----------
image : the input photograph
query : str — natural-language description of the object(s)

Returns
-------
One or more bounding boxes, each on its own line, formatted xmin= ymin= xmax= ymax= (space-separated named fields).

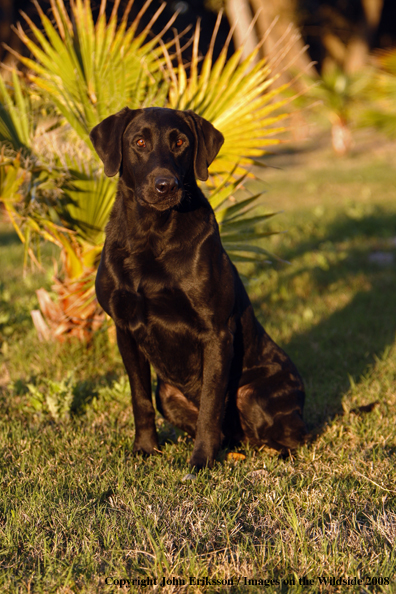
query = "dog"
xmin=90 ymin=107 xmax=307 ymax=470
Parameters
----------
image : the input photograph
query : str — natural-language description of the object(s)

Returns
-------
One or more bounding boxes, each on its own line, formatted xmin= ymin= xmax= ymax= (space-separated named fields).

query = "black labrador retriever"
xmin=90 ymin=107 xmax=307 ymax=470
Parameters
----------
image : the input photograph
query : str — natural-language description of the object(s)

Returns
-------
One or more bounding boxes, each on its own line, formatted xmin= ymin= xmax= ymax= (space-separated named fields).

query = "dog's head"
xmin=89 ymin=107 xmax=224 ymax=211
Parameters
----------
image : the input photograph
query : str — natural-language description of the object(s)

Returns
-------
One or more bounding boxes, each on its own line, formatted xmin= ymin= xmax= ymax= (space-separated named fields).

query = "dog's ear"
xmin=89 ymin=107 xmax=140 ymax=177
xmin=184 ymin=111 xmax=224 ymax=181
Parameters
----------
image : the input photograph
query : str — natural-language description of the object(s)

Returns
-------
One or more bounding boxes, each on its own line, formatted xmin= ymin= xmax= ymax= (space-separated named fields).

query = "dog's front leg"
xmin=189 ymin=329 xmax=233 ymax=470
xmin=116 ymin=327 xmax=159 ymax=455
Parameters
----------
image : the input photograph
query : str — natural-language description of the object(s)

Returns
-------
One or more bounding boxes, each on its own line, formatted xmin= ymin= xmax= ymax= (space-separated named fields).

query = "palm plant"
xmin=1 ymin=0 xmax=302 ymax=340
xmin=308 ymin=65 xmax=371 ymax=155
xmin=361 ymin=49 xmax=396 ymax=138
xmin=0 ymin=66 xmax=108 ymax=338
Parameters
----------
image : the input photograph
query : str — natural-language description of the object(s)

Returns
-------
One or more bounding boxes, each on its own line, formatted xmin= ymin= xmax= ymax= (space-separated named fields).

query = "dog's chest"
xmin=106 ymin=239 xmax=228 ymax=385
xmin=118 ymin=281 xmax=204 ymax=384
xmin=120 ymin=248 xmax=207 ymax=329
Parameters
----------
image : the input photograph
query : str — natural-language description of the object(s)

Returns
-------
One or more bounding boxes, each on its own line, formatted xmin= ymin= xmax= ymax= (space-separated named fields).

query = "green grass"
xmin=1 ymin=129 xmax=396 ymax=593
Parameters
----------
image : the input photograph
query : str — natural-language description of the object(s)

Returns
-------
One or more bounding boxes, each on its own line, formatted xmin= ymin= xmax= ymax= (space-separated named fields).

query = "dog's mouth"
xmin=143 ymin=194 xmax=183 ymax=211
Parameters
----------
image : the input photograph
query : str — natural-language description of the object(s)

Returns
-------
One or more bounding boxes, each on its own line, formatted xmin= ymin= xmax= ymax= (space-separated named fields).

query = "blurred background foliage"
xmin=1 ymin=0 xmax=394 ymax=75
xmin=0 ymin=0 xmax=395 ymax=341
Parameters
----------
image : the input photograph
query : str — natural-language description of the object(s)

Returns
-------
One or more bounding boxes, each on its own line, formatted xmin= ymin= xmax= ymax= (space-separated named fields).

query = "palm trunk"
xmin=224 ymin=0 xmax=259 ymax=60
xmin=249 ymin=0 xmax=317 ymax=82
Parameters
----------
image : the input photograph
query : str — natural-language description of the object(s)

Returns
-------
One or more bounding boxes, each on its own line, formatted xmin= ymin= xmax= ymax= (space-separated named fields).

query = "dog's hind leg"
xmin=155 ymin=379 xmax=199 ymax=438
xmin=236 ymin=375 xmax=307 ymax=451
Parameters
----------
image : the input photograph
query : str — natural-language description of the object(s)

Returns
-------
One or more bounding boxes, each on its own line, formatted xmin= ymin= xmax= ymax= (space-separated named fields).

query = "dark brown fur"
xmin=90 ymin=107 xmax=307 ymax=470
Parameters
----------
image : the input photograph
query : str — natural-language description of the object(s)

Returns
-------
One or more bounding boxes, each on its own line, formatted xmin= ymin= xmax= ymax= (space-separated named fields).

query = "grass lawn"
xmin=1 ymin=129 xmax=396 ymax=593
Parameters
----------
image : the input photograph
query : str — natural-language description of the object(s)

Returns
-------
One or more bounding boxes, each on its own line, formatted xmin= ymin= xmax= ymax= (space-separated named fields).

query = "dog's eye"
xmin=136 ymin=139 xmax=146 ymax=148
xmin=176 ymin=138 xmax=184 ymax=147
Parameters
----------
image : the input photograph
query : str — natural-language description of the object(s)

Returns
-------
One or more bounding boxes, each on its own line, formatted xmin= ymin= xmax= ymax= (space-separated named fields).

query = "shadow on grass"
xmin=287 ymin=280 xmax=396 ymax=430
xmin=281 ymin=208 xmax=396 ymax=263
xmin=252 ymin=209 xmax=396 ymax=434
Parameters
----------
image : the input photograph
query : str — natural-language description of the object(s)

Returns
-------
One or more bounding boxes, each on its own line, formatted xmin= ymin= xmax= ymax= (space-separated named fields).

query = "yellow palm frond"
xmin=163 ymin=13 xmax=296 ymax=179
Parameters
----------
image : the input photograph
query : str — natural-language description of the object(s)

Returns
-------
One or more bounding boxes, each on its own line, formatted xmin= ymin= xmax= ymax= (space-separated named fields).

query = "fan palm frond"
xmin=163 ymin=14 xmax=295 ymax=179
xmin=12 ymin=0 xmax=177 ymax=147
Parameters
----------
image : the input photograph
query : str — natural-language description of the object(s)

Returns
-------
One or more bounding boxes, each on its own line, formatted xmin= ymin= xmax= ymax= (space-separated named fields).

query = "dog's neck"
xmin=110 ymin=180 xmax=214 ymax=258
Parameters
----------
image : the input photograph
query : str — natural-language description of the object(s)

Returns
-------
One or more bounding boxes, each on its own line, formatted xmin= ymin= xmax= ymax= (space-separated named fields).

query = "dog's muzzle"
xmin=135 ymin=173 xmax=183 ymax=210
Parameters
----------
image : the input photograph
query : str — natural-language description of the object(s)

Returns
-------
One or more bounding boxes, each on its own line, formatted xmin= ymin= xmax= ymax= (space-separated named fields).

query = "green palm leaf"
xmin=0 ymin=70 xmax=34 ymax=152
xmin=205 ymin=171 xmax=280 ymax=265
xmin=13 ymin=0 xmax=176 ymax=147
xmin=61 ymin=166 xmax=117 ymax=246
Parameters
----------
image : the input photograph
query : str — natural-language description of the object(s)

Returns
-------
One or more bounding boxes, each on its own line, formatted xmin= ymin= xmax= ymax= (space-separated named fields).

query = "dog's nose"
xmin=155 ymin=176 xmax=179 ymax=195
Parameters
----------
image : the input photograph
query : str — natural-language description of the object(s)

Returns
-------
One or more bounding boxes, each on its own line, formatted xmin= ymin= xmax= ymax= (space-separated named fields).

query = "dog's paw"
xmin=132 ymin=439 xmax=159 ymax=456
xmin=189 ymin=448 xmax=215 ymax=471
